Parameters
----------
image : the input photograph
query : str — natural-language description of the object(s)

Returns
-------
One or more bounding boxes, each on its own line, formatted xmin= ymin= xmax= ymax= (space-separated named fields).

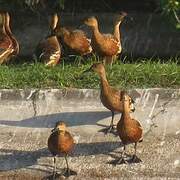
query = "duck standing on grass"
xmin=83 ymin=63 xmax=135 ymax=134
xmin=115 ymin=91 xmax=143 ymax=164
xmin=4 ymin=12 xmax=19 ymax=61
xmin=48 ymin=121 xmax=77 ymax=178
xmin=84 ymin=12 xmax=127 ymax=65
xmin=35 ymin=14 xmax=61 ymax=67
xmin=0 ymin=12 xmax=19 ymax=64
xmin=54 ymin=15 xmax=92 ymax=57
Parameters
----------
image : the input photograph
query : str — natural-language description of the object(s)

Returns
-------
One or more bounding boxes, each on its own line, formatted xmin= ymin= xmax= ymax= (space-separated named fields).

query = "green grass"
xmin=0 ymin=58 xmax=179 ymax=89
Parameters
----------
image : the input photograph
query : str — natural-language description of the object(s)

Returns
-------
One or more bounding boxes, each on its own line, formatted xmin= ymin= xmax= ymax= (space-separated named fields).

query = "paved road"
xmin=0 ymin=89 xmax=179 ymax=179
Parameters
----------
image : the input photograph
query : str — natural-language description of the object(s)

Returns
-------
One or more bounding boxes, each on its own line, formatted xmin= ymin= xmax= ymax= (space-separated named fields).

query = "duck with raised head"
xmin=4 ymin=12 xmax=19 ymax=59
xmin=115 ymin=91 xmax=143 ymax=164
xmin=35 ymin=14 xmax=61 ymax=67
xmin=84 ymin=13 xmax=127 ymax=65
xmin=0 ymin=12 xmax=17 ymax=64
xmin=48 ymin=121 xmax=77 ymax=178
xmin=54 ymin=16 xmax=92 ymax=57
xmin=83 ymin=63 xmax=135 ymax=134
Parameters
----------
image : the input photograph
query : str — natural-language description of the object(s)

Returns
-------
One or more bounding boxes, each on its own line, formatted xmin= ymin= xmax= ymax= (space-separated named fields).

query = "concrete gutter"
xmin=0 ymin=88 xmax=180 ymax=179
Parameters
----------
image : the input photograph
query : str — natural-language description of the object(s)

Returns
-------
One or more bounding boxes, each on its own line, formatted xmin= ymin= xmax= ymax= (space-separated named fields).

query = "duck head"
xmin=83 ymin=63 xmax=106 ymax=77
xmin=114 ymin=12 xmax=127 ymax=25
xmin=121 ymin=91 xmax=135 ymax=113
xmin=84 ymin=16 xmax=98 ymax=28
xmin=51 ymin=121 xmax=67 ymax=133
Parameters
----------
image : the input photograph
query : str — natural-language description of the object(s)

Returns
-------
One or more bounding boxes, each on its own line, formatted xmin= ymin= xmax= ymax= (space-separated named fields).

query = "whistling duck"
xmin=48 ymin=121 xmax=77 ymax=178
xmin=35 ymin=14 xmax=61 ymax=66
xmin=84 ymin=63 xmax=135 ymax=134
xmin=116 ymin=91 xmax=143 ymax=164
xmin=4 ymin=12 xmax=19 ymax=58
xmin=54 ymin=16 xmax=92 ymax=56
xmin=84 ymin=13 xmax=126 ymax=65
xmin=0 ymin=12 xmax=18 ymax=64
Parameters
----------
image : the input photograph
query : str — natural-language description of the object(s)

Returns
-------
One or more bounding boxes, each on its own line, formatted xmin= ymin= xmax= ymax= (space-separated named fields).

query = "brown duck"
xmin=0 ymin=12 xmax=18 ymax=64
xmin=84 ymin=63 xmax=135 ymax=134
xmin=116 ymin=91 xmax=143 ymax=164
xmin=4 ymin=12 xmax=19 ymax=58
xmin=48 ymin=121 xmax=77 ymax=178
xmin=35 ymin=14 xmax=61 ymax=66
xmin=84 ymin=13 xmax=127 ymax=65
xmin=54 ymin=16 xmax=92 ymax=56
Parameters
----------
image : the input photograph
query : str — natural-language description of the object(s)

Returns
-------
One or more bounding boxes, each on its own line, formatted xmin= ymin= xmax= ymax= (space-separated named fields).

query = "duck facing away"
xmin=84 ymin=13 xmax=126 ymax=65
xmin=0 ymin=12 xmax=19 ymax=64
xmin=54 ymin=16 xmax=92 ymax=57
xmin=116 ymin=91 xmax=143 ymax=164
xmin=48 ymin=121 xmax=77 ymax=178
xmin=84 ymin=63 xmax=135 ymax=134
xmin=35 ymin=14 xmax=61 ymax=67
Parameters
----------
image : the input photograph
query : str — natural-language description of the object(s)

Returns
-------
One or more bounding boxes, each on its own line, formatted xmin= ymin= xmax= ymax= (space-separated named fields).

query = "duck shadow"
xmin=0 ymin=141 xmax=122 ymax=172
xmin=0 ymin=111 xmax=114 ymax=128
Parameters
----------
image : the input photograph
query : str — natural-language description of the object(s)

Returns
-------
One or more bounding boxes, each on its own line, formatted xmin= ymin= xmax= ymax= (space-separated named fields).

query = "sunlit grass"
xmin=0 ymin=57 xmax=179 ymax=89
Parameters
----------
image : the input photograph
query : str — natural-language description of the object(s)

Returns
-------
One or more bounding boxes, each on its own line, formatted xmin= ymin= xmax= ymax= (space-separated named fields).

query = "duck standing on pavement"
xmin=116 ymin=91 xmax=143 ymax=164
xmin=48 ymin=121 xmax=77 ymax=178
xmin=83 ymin=63 xmax=135 ymax=134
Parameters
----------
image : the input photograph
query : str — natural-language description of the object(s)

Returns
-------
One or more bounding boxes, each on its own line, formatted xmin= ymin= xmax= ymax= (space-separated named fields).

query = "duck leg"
xmin=107 ymin=111 xmax=116 ymax=132
xmin=52 ymin=156 xmax=57 ymax=179
xmin=111 ymin=144 xmax=127 ymax=165
xmin=63 ymin=154 xmax=77 ymax=177
xmin=129 ymin=142 xmax=142 ymax=163
xmin=101 ymin=111 xmax=116 ymax=134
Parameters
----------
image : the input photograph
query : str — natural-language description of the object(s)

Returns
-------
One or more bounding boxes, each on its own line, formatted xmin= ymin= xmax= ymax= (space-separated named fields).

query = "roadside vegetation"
xmin=0 ymin=57 xmax=179 ymax=89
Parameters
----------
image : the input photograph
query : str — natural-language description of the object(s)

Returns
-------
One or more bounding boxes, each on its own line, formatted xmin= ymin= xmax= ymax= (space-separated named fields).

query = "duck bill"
xmin=78 ymin=24 xmax=86 ymax=29
xmin=51 ymin=127 xmax=57 ymax=133
xmin=82 ymin=67 xmax=92 ymax=74
xmin=131 ymin=107 xmax=135 ymax=112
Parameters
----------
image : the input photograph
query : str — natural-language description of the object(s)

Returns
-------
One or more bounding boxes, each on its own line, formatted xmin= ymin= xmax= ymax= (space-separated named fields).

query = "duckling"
xmin=84 ymin=13 xmax=126 ymax=65
xmin=54 ymin=16 xmax=92 ymax=56
xmin=0 ymin=12 xmax=15 ymax=64
xmin=48 ymin=121 xmax=77 ymax=178
xmin=35 ymin=14 xmax=61 ymax=66
xmin=84 ymin=63 xmax=135 ymax=134
xmin=116 ymin=91 xmax=143 ymax=164
xmin=4 ymin=12 xmax=19 ymax=59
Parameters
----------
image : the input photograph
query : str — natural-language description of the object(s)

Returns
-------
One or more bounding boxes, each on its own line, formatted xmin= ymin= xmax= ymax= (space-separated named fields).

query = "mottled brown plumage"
xmin=116 ymin=91 xmax=143 ymax=164
xmin=48 ymin=121 xmax=77 ymax=177
xmin=84 ymin=13 xmax=126 ymax=65
xmin=85 ymin=63 xmax=135 ymax=133
xmin=54 ymin=16 xmax=92 ymax=56
xmin=0 ymin=12 xmax=19 ymax=64
xmin=35 ymin=14 xmax=61 ymax=66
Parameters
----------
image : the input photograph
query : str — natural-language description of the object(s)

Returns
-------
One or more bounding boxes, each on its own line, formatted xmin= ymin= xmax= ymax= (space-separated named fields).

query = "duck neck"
xmin=113 ymin=21 xmax=122 ymax=42
xmin=121 ymin=102 xmax=131 ymax=122
xmin=4 ymin=14 xmax=12 ymax=36
xmin=92 ymin=25 xmax=101 ymax=39
xmin=99 ymin=72 xmax=110 ymax=94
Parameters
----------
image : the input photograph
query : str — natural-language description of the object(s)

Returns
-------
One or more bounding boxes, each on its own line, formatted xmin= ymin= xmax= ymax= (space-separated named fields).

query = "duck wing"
xmin=95 ymin=33 xmax=120 ymax=56
xmin=64 ymin=30 xmax=92 ymax=55
xmin=132 ymin=118 xmax=143 ymax=142
xmin=35 ymin=36 xmax=61 ymax=64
